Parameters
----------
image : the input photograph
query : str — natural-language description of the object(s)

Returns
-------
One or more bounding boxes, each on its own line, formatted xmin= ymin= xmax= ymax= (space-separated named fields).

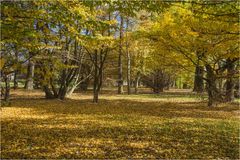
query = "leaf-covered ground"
xmin=1 ymin=89 xmax=239 ymax=159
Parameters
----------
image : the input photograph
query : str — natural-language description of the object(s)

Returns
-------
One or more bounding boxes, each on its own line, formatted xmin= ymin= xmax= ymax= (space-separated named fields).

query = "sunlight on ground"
xmin=1 ymin=90 xmax=239 ymax=159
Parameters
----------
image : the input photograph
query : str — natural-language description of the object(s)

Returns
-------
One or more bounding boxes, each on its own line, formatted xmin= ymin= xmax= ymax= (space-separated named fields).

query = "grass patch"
xmin=1 ymin=90 xmax=239 ymax=159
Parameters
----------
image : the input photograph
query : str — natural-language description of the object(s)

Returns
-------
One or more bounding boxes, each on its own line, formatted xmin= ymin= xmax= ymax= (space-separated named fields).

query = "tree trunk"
xmin=3 ymin=75 xmax=10 ymax=102
xmin=25 ymin=60 xmax=34 ymax=90
xmin=179 ymin=77 xmax=182 ymax=89
xmin=172 ymin=80 xmax=176 ymax=88
xmin=126 ymin=19 xmax=131 ymax=95
xmin=206 ymin=65 xmax=223 ymax=107
xmin=13 ymin=70 xmax=18 ymax=89
xmin=218 ymin=78 xmax=223 ymax=93
xmin=66 ymin=85 xmax=77 ymax=97
xmin=234 ymin=83 xmax=240 ymax=98
xmin=225 ymin=58 xmax=235 ymax=102
xmin=43 ymin=86 xmax=55 ymax=99
xmin=93 ymin=51 xmax=99 ymax=103
xmin=134 ymin=72 xmax=140 ymax=94
xmin=193 ymin=65 xmax=204 ymax=93
xmin=118 ymin=15 xmax=124 ymax=94
xmin=58 ymin=87 xmax=67 ymax=100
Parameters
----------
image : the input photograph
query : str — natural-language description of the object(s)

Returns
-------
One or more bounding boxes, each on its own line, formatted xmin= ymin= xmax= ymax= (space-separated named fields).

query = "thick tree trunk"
xmin=25 ymin=60 xmax=34 ymax=90
xmin=225 ymin=58 xmax=235 ymax=102
xmin=193 ymin=65 xmax=204 ymax=93
xmin=206 ymin=65 xmax=223 ymax=107
xmin=118 ymin=15 xmax=124 ymax=94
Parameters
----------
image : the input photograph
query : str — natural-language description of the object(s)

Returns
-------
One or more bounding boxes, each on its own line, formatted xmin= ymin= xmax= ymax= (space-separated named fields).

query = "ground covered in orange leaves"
xmin=1 ymin=89 xmax=239 ymax=159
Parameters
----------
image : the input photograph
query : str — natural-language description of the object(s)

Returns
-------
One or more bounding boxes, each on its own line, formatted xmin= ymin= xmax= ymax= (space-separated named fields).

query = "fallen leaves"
xmin=1 ymin=90 xmax=239 ymax=159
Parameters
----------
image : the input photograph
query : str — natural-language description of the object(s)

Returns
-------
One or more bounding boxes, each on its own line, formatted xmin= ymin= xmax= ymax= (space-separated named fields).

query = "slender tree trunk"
xmin=99 ymin=54 xmax=104 ymax=93
xmin=66 ymin=85 xmax=77 ymax=97
xmin=4 ymin=75 xmax=10 ymax=102
xmin=126 ymin=18 xmax=131 ymax=95
xmin=91 ymin=13 xmax=110 ymax=102
xmin=93 ymin=51 xmax=99 ymax=103
xmin=13 ymin=70 xmax=18 ymax=89
xmin=13 ymin=51 xmax=18 ymax=89
xmin=179 ymin=77 xmax=182 ymax=89
xmin=127 ymin=57 xmax=131 ymax=94
xmin=49 ymin=78 xmax=58 ymax=98
xmin=193 ymin=65 xmax=204 ymax=93
xmin=93 ymin=90 xmax=99 ymax=103
xmin=25 ymin=60 xmax=34 ymax=90
xmin=118 ymin=15 xmax=124 ymax=94
xmin=172 ymin=80 xmax=176 ymax=88
xmin=225 ymin=58 xmax=235 ymax=102
xmin=134 ymin=72 xmax=140 ymax=94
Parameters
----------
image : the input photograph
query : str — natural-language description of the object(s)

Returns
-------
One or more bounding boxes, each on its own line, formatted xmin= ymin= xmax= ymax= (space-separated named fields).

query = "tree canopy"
xmin=1 ymin=0 xmax=239 ymax=106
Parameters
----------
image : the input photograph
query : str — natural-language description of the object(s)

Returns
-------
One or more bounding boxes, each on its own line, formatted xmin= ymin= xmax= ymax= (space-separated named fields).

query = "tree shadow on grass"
xmin=1 ymin=114 xmax=239 ymax=159
xmin=4 ymin=97 xmax=239 ymax=120
xmin=2 ymin=91 xmax=239 ymax=159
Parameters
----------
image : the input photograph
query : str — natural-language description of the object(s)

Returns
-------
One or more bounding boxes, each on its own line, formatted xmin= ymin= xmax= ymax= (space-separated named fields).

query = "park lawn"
xmin=1 ymin=90 xmax=239 ymax=159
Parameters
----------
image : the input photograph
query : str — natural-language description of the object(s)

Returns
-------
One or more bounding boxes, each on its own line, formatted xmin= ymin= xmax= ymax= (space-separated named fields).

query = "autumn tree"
xmin=140 ymin=1 xmax=239 ymax=106
xmin=1 ymin=1 xmax=51 ymax=101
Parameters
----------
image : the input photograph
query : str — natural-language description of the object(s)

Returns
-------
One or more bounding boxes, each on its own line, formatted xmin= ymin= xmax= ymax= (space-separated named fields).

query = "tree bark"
xmin=234 ymin=82 xmax=240 ymax=98
xmin=43 ymin=85 xmax=55 ymax=99
xmin=225 ymin=58 xmax=235 ymax=102
xmin=118 ymin=15 xmax=124 ymax=94
xmin=93 ymin=51 xmax=99 ymax=103
xmin=13 ymin=52 xmax=18 ymax=89
xmin=206 ymin=64 xmax=223 ymax=107
xmin=13 ymin=70 xmax=18 ymax=89
xmin=134 ymin=72 xmax=140 ymax=94
xmin=3 ymin=75 xmax=10 ymax=102
xmin=126 ymin=18 xmax=131 ymax=95
xmin=193 ymin=65 xmax=204 ymax=93
xmin=25 ymin=60 xmax=34 ymax=90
